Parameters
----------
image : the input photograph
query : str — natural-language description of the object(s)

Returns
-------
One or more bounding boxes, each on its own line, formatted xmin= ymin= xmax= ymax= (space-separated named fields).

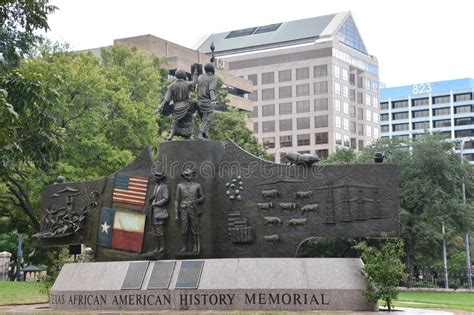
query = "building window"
xmin=280 ymin=135 xmax=293 ymax=147
xmin=343 ymin=135 xmax=350 ymax=147
xmin=316 ymin=149 xmax=329 ymax=159
xmin=279 ymin=86 xmax=292 ymax=99
xmin=433 ymin=120 xmax=451 ymax=128
xmin=350 ymin=121 xmax=356 ymax=133
xmin=412 ymin=110 xmax=429 ymax=118
xmin=433 ymin=107 xmax=450 ymax=116
xmin=350 ymin=105 xmax=356 ymax=118
xmin=249 ymin=90 xmax=258 ymax=101
xmin=349 ymin=73 xmax=356 ymax=86
xmin=278 ymin=69 xmax=292 ymax=82
xmin=296 ymin=67 xmax=309 ymax=80
xmin=262 ymin=121 xmax=275 ymax=133
xmin=315 ymin=132 xmax=328 ymax=144
xmin=253 ymin=122 xmax=258 ymax=133
xmin=342 ymin=68 xmax=348 ymax=81
xmin=248 ymin=74 xmax=257 ymax=85
xmin=296 ymin=100 xmax=310 ymax=113
xmin=381 ymin=125 xmax=389 ymax=133
xmin=372 ymin=81 xmax=378 ymax=92
xmin=365 ymin=94 xmax=371 ymax=106
xmin=261 ymin=72 xmax=274 ymax=84
xmin=334 ymin=99 xmax=341 ymax=112
xmin=263 ymin=137 xmax=275 ymax=149
xmin=297 ymin=117 xmax=310 ymax=130
xmin=372 ymin=96 xmax=378 ymax=108
xmin=380 ymin=102 xmax=389 ymax=110
xmin=297 ymin=134 xmax=310 ymax=146
xmin=373 ymin=128 xmax=379 ymax=138
xmin=335 ymin=132 xmax=342 ymax=145
xmin=314 ymin=98 xmax=328 ymax=111
xmin=357 ymin=76 xmax=363 ymax=88
xmin=455 ymin=105 xmax=472 ymax=114
xmin=357 ymin=92 xmax=363 ymax=104
xmin=392 ymin=100 xmax=408 ymax=109
xmin=335 ymin=116 xmax=341 ymax=128
xmin=334 ymin=65 xmax=340 ymax=78
xmin=314 ymin=81 xmax=328 ymax=94
xmin=381 ymin=113 xmax=389 ymax=121
xmin=279 ymin=102 xmax=292 ymax=115
xmin=357 ymin=108 xmax=364 ymax=120
xmin=392 ymin=112 xmax=408 ymax=120
xmin=262 ymin=104 xmax=275 ymax=117
xmin=456 ymin=130 xmax=473 ymax=138
xmin=279 ymin=118 xmax=292 ymax=131
xmin=251 ymin=106 xmax=258 ymax=118
xmin=358 ymin=123 xmax=364 ymax=136
xmin=343 ymin=85 xmax=349 ymax=98
xmin=314 ymin=115 xmax=328 ymax=128
xmin=261 ymin=88 xmax=275 ymax=100
xmin=343 ymin=118 xmax=349 ymax=130
xmin=296 ymin=84 xmax=310 ymax=96
xmin=393 ymin=123 xmax=409 ymax=131
xmin=454 ymin=93 xmax=472 ymax=102
xmin=280 ymin=152 xmax=288 ymax=163
xmin=343 ymin=101 xmax=349 ymax=114
xmin=350 ymin=89 xmax=356 ymax=101
xmin=412 ymin=98 xmax=429 ymax=106
xmin=351 ymin=137 xmax=357 ymax=149
xmin=413 ymin=121 xmax=429 ymax=130
xmin=433 ymin=95 xmax=450 ymax=104
xmin=334 ymin=82 xmax=341 ymax=95
xmin=364 ymin=78 xmax=371 ymax=90
xmin=366 ymin=125 xmax=372 ymax=137
xmin=373 ymin=113 xmax=379 ymax=124
xmin=314 ymin=65 xmax=327 ymax=78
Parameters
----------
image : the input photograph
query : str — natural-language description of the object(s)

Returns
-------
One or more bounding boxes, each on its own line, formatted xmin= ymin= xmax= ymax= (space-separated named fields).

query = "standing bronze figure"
xmin=196 ymin=62 xmax=217 ymax=140
xmin=175 ymin=168 xmax=205 ymax=252
xmin=149 ymin=168 xmax=170 ymax=253
xmin=155 ymin=69 xmax=197 ymax=141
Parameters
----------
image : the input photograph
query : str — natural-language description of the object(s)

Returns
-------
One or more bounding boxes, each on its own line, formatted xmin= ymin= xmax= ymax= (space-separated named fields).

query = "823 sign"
xmin=412 ymin=83 xmax=432 ymax=94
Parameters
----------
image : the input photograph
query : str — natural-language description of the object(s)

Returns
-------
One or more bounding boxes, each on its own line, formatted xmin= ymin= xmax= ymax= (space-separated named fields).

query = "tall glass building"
xmin=380 ymin=78 xmax=474 ymax=161
xmin=197 ymin=12 xmax=379 ymax=162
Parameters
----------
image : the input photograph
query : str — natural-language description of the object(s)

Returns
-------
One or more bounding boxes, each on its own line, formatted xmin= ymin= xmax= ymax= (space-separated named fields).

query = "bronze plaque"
xmin=121 ymin=261 xmax=149 ymax=290
xmin=175 ymin=260 xmax=204 ymax=289
xmin=147 ymin=261 xmax=176 ymax=289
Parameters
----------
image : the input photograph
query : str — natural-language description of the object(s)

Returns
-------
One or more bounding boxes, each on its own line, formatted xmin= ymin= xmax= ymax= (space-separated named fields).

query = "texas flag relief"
xmin=97 ymin=207 xmax=146 ymax=253
xmin=112 ymin=173 xmax=148 ymax=206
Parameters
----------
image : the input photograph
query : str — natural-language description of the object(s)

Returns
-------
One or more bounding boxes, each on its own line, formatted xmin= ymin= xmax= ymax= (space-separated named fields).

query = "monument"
xmin=38 ymin=55 xmax=399 ymax=311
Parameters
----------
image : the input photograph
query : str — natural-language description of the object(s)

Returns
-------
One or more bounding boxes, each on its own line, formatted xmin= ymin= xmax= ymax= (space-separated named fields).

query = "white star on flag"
xmin=101 ymin=221 xmax=111 ymax=234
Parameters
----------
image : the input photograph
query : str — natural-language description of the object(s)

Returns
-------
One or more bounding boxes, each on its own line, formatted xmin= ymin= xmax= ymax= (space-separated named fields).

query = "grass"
xmin=0 ymin=281 xmax=49 ymax=305
xmin=393 ymin=291 xmax=474 ymax=312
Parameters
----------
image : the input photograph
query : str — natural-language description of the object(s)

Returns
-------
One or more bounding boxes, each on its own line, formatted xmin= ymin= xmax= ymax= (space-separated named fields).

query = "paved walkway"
xmin=0 ymin=303 xmax=463 ymax=314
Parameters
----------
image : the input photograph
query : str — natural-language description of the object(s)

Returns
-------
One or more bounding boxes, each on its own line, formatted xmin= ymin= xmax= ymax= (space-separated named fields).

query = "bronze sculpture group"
xmin=155 ymin=62 xmax=217 ymax=141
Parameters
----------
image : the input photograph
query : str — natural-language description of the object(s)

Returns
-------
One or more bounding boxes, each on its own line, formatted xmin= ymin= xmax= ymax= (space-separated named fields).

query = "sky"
xmin=45 ymin=0 xmax=474 ymax=87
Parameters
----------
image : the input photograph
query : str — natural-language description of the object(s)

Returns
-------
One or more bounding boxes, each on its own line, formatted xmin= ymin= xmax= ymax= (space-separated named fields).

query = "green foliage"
xmin=209 ymin=108 xmax=269 ymax=159
xmin=320 ymin=147 xmax=357 ymax=164
xmin=354 ymin=238 xmax=407 ymax=312
xmin=297 ymin=237 xmax=358 ymax=258
xmin=359 ymin=135 xmax=474 ymax=267
xmin=0 ymin=0 xmax=57 ymax=71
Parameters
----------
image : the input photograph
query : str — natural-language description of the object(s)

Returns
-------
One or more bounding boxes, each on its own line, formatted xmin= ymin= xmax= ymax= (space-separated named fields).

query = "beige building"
xmin=89 ymin=34 xmax=253 ymax=112
xmin=197 ymin=11 xmax=380 ymax=162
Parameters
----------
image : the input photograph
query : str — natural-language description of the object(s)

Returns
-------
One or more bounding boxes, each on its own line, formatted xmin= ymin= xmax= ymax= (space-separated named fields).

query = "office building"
xmin=380 ymin=78 xmax=474 ymax=161
xmin=197 ymin=11 xmax=380 ymax=162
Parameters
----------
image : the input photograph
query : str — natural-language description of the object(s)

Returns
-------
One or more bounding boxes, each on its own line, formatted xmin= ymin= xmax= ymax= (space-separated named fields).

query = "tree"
xmin=209 ymin=108 xmax=270 ymax=159
xmin=354 ymin=238 xmax=407 ymax=312
xmin=359 ymin=136 xmax=474 ymax=268
xmin=0 ymin=0 xmax=57 ymax=71
xmin=320 ymin=147 xmax=357 ymax=164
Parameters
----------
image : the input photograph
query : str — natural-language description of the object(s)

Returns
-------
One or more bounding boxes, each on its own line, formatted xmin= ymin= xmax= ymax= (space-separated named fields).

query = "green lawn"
xmin=0 ymin=281 xmax=48 ymax=305
xmin=393 ymin=291 xmax=474 ymax=312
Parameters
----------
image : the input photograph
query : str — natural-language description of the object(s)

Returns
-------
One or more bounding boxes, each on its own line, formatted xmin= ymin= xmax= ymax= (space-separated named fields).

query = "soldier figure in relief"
xmin=149 ymin=168 xmax=170 ymax=253
xmin=175 ymin=168 xmax=205 ymax=252
xmin=196 ymin=62 xmax=217 ymax=140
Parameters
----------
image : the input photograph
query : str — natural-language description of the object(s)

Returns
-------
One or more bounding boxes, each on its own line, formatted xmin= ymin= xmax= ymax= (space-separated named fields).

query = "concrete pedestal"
xmin=50 ymin=258 xmax=377 ymax=311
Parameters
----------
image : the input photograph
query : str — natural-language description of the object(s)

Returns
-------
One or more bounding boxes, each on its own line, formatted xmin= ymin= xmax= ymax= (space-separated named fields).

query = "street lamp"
xmin=459 ymin=137 xmax=473 ymax=289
